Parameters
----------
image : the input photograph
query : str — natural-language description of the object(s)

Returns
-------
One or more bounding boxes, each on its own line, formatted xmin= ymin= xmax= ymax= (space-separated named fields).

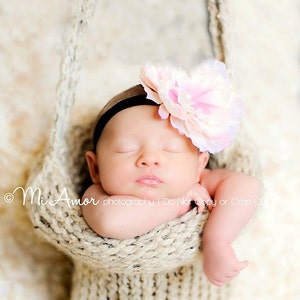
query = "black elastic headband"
xmin=93 ymin=94 xmax=158 ymax=149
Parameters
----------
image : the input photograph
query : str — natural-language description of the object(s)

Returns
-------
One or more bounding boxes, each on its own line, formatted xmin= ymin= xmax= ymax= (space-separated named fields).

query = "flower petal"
xmin=139 ymin=60 xmax=243 ymax=153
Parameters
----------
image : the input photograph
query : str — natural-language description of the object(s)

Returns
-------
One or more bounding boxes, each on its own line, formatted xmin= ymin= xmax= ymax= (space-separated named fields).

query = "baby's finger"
xmin=204 ymin=198 xmax=215 ymax=211
xmin=209 ymin=278 xmax=226 ymax=287
xmin=238 ymin=260 xmax=249 ymax=271
xmin=197 ymin=203 xmax=205 ymax=214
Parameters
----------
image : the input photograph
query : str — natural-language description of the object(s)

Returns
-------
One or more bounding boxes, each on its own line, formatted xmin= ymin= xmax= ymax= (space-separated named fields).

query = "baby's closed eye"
xmin=114 ymin=141 xmax=139 ymax=153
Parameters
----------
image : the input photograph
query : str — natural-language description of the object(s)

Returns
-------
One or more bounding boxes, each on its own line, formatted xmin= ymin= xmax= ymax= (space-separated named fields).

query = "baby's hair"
xmin=98 ymin=84 xmax=146 ymax=117
xmin=93 ymin=84 xmax=157 ymax=150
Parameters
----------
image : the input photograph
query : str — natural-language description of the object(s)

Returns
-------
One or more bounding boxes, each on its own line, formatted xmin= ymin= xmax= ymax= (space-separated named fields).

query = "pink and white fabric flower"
xmin=140 ymin=60 xmax=243 ymax=154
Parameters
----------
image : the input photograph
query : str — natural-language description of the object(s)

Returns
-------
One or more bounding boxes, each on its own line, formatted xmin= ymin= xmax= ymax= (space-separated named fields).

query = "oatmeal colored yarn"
xmin=25 ymin=0 xmax=260 ymax=299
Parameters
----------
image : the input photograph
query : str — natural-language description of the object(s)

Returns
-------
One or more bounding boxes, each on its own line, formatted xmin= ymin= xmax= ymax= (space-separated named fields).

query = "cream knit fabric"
xmin=25 ymin=0 xmax=260 ymax=299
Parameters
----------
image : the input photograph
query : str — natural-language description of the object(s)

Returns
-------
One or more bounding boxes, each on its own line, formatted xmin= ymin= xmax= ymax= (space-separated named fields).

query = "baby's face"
xmin=95 ymin=105 xmax=205 ymax=200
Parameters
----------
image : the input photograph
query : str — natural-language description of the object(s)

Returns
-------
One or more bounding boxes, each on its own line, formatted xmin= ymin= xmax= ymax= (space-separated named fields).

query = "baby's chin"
xmin=132 ymin=189 xmax=169 ymax=202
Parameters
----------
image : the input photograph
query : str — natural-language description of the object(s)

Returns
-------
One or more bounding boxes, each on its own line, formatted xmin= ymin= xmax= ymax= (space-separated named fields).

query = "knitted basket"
xmin=25 ymin=0 xmax=260 ymax=299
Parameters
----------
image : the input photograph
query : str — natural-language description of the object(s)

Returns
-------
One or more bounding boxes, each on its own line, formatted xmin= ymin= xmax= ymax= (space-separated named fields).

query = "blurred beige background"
xmin=0 ymin=1 xmax=299 ymax=299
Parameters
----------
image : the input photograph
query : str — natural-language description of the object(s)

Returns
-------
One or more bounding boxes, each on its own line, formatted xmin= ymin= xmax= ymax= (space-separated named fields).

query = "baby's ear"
xmin=85 ymin=151 xmax=100 ymax=184
xmin=197 ymin=151 xmax=209 ymax=178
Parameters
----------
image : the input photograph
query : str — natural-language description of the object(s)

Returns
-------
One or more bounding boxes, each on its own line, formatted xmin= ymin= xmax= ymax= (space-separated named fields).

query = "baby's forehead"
xmin=103 ymin=106 xmax=187 ymax=143
xmin=96 ymin=104 xmax=197 ymax=151
xmin=93 ymin=93 xmax=159 ymax=149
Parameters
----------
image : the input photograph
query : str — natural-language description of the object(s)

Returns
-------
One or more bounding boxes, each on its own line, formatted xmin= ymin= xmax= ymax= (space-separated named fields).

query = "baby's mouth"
xmin=136 ymin=175 xmax=163 ymax=185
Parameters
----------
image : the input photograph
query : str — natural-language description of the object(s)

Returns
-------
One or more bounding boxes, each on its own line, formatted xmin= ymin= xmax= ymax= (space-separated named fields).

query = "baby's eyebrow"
xmin=112 ymin=136 xmax=138 ymax=144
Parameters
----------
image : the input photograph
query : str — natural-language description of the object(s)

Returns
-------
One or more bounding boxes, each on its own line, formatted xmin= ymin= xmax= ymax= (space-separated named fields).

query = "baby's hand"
xmin=183 ymin=183 xmax=212 ymax=214
xmin=203 ymin=241 xmax=248 ymax=286
xmin=168 ymin=184 xmax=212 ymax=218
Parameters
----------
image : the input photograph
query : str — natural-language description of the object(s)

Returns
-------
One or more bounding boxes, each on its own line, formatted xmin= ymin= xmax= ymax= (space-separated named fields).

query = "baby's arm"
xmin=81 ymin=184 xmax=192 ymax=239
xmin=200 ymin=169 xmax=261 ymax=286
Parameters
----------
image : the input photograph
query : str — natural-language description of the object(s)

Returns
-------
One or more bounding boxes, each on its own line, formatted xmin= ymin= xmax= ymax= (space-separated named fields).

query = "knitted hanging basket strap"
xmin=25 ymin=0 xmax=260 ymax=299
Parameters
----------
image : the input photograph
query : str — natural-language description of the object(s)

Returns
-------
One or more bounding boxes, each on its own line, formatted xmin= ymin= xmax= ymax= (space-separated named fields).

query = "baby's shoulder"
xmin=82 ymin=183 xmax=104 ymax=199
xmin=200 ymin=168 xmax=234 ymax=192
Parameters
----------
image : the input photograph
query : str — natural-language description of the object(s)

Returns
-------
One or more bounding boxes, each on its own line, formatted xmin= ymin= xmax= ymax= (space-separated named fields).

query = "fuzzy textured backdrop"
xmin=0 ymin=1 xmax=299 ymax=299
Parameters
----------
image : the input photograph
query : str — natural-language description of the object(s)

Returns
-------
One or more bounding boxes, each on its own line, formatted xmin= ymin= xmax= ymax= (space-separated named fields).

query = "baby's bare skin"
xmin=82 ymin=105 xmax=261 ymax=286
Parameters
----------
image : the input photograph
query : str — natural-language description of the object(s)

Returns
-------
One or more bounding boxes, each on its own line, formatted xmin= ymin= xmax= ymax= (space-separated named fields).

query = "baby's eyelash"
xmin=115 ymin=149 xmax=138 ymax=153
xmin=114 ymin=145 xmax=139 ymax=153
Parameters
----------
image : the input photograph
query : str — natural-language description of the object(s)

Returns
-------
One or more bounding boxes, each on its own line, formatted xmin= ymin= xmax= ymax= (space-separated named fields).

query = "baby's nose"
xmin=136 ymin=151 xmax=160 ymax=167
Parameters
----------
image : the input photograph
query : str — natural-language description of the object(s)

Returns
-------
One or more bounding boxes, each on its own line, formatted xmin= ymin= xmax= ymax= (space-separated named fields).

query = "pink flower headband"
xmin=140 ymin=60 xmax=244 ymax=154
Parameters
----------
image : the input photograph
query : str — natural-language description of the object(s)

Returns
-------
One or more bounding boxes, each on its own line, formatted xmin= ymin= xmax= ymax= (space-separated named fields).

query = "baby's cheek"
xmin=99 ymin=173 xmax=119 ymax=195
xmin=101 ymin=174 xmax=134 ymax=196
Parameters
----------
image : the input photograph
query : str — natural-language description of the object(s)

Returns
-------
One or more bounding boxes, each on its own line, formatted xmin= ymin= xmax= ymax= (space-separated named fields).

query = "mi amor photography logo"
xmin=3 ymin=186 xmax=263 ymax=208
xmin=3 ymin=186 xmax=99 ymax=207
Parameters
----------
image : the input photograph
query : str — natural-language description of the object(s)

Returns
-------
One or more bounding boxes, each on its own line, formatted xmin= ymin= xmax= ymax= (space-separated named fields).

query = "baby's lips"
xmin=136 ymin=175 xmax=163 ymax=185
